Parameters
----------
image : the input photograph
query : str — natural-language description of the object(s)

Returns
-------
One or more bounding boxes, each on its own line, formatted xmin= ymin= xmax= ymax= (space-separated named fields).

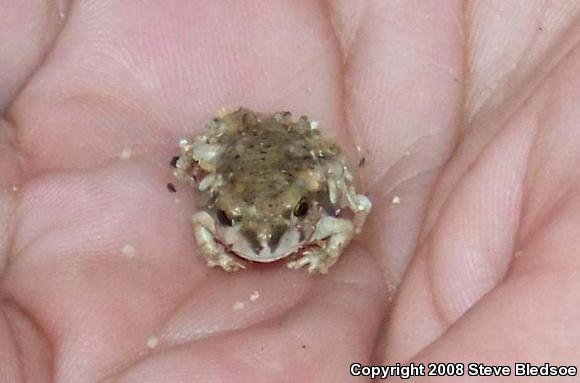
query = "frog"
xmin=172 ymin=108 xmax=371 ymax=274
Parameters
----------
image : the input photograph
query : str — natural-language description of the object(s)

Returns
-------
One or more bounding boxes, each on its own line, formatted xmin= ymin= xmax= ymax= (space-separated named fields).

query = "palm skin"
xmin=1 ymin=1 xmax=580 ymax=382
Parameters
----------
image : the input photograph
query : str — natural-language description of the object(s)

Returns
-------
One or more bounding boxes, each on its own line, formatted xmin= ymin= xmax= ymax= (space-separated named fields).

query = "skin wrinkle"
xmin=322 ymin=2 xmax=391 ymax=367
xmin=106 ymin=258 xmax=383 ymax=380
xmin=398 ymin=0 xmax=468 ymax=281
xmin=157 ymin=274 xmax=312 ymax=346
xmin=0 ymin=2 xmax=71 ymax=275
xmin=511 ymin=98 xmax=544 ymax=247
xmin=422 ymin=161 xmax=481 ymax=325
xmin=423 ymin=106 xmax=535 ymax=341
xmin=101 ymin=304 xmax=301 ymax=382
xmin=414 ymin=0 xmax=469 ymax=240
xmin=419 ymin=21 xmax=580 ymax=242
xmin=1 ymin=298 xmax=55 ymax=380
xmin=0 ymin=119 xmax=22 ymax=272
xmin=467 ymin=6 xmax=580 ymax=129
xmin=319 ymin=0 xmax=360 ymax=162
xmin=467 ymin=1 xmax=552 ymax=122
xmin=326 ymin=0 xmax=368 ymax=58
xmin=2 ymin=2 xmax=69 ymax=117
xmin=424 ymin=237 xmax=455 ymax=327
xmin=0 ymin=305 xmax=24 ymax=381
xmin=517 ymin=179 xmax=580 ymax=255
xmin=365 ymin=131 xmax=441 ymax=193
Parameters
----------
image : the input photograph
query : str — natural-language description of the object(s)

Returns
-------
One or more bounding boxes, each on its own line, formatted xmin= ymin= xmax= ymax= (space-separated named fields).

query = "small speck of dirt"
xmin=170 ymin=156 xmax=179 ymax=168
xmin=167 ymin=183 xmax=177 ymax=193
xmin=147 ymin=335 xmax=160 ymax=349
xmin=232 ymin=301 xmax=245 ymax=310
xmin=121 ymin=244 xmax=136 ymax=257
xmin=301 ymin=344 xmax=307 ymax=349
xmin=249 ymin=290 xmax=260 ymax=301
xmin=120 ymin=148 xmax=132 ymax=160
xmin=358 ymin=157 xmax=366 ymax=167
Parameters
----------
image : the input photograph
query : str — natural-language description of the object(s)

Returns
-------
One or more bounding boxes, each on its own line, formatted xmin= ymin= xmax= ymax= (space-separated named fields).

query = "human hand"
xmin=1 ymin=1 xmax=578 ymax=382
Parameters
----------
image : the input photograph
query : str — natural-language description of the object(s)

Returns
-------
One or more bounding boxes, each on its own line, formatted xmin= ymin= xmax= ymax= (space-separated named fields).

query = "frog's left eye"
xmin=217 ymin=210 xmax=234 ymax=226
xmin=293 ymin=199 xmax=309 ymax=217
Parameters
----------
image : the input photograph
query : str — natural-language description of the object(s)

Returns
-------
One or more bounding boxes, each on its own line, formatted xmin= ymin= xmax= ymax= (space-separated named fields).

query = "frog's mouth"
xmin=219 ymin=225 xmax=305 ymax=262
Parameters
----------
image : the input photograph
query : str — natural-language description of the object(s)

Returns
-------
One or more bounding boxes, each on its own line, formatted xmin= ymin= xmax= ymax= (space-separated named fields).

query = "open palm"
xmin=1 ymin=1 xmax=579 ymax=382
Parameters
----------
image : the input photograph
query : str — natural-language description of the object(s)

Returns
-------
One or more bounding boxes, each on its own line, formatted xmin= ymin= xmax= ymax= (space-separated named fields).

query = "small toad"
xmin=173 ymin=108 xmax=371 ymax=274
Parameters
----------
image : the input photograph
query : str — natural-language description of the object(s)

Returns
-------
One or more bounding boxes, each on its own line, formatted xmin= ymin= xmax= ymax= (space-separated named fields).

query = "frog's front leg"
xmin=173 ymin=136 xmax=222 ymax=186
xmin=192 ymin=211 xmax=245 ymax=272
xmin=351 ymin=194 xmax=372 ymax=233
xmin=287 ymin=216 xmax=354 ymax=274
xmin=327 ymin=164 xmax=372 ymax=233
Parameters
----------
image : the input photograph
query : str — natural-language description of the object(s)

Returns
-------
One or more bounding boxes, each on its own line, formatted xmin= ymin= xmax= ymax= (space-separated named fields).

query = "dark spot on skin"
xmin=241 ymin=229 xmax=261 ymax=253
xmin=538 ymin=26 xmax=543 ymax=31
xmin=170 ymin=156 xmax=179 ymax=168
xmin=269 ymin=225 xmax=287 ymax=250
xmin=217 ymin=210 xmax=234 ymax=226
xmin=166 ymin=183 xmax=177 ymax=193
xmin=301 ymin=344 xmax=307 ymax=349
xmin=358 ymin=157 xmax=366 ymax=167
xmin=294 ymin=199 xmax=309 ymax=217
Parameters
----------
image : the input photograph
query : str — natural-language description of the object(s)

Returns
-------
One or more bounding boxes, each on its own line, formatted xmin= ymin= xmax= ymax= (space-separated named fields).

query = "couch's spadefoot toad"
xmin=173 ymin=108 xmax=371 ymax=274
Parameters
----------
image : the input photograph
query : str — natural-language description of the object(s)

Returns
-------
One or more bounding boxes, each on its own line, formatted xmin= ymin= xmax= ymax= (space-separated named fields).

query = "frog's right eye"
xmin=217 ymin=210 xmax=234 ymax=226
xmin=293 ymin=198 xmax=309 ymax=217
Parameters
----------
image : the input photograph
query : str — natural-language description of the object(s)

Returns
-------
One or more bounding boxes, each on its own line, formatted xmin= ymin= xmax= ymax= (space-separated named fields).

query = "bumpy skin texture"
xmin=174 ymin=108 xmax=371 ymax=273
xmin=2 ymin=2 xmax=580 ymax=382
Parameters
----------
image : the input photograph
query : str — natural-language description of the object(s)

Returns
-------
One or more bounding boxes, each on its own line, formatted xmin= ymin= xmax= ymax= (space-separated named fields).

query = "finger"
xmin=328 ymin=0 xmax=465 ymax=282
xmin=421 ymin=0 xmax=580 ymax=238
xmin=466 ymin=0 xmax=580 ymax=125
xmin=382 ymin=17 xmax=580 ymax=364
xmin=0 ymin=0 xmax=63 ymax=111
xmin=10 ymin=0 xmax=346 ymax=173
xmin=100 ymin=251 xmax=386 ymax=383
xmin=2 ymin=1 xmax=384 ymax=380
xmin=381 ymin=98 xmax=535 ymax=362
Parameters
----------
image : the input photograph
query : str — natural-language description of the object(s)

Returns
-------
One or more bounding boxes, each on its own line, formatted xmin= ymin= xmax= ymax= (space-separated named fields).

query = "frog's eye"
xmin=217 ymin=210 xmax=234 ymax=226
xmin=293 ymin=199 xmax=309 ymax=217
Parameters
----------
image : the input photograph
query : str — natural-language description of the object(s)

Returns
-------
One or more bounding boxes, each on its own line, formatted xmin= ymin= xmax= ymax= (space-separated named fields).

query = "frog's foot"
xmin=206 ymin=252 xmax=245 ymax=272
xmin=287 ymin=216 xmax=355 ymax=274
xmin=192 ymin=211 xmax=245 ymax=272
xmin=287 ymin=249 xmax=333 ymax=274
